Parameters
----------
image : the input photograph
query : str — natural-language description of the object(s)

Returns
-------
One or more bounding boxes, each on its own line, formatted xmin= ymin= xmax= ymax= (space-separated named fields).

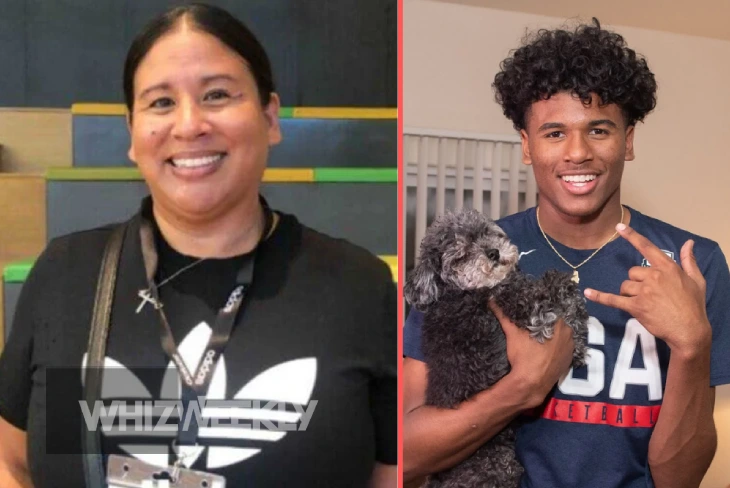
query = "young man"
xmin=403 ymin=19 xmax=730 ymax=488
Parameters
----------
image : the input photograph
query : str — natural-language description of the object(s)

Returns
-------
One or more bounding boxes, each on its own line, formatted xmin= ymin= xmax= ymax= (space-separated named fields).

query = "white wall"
xmin=404 ymin=1 xmax=730 ymax=486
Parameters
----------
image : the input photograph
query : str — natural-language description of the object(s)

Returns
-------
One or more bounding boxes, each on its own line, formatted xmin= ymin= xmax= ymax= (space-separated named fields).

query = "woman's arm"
xmin=0 ymin=415 xmax=32 ymax=488
xmin=369 ymin=462 xmax=397 ymax=487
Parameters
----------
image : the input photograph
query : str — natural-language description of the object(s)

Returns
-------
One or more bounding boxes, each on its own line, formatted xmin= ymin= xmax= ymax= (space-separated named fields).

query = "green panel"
xmin=278 ymin=107 xmax=295 ymax=118
xmin=46 ymin=167 xmax=398 ymax=182
xmin=314 ymin=168 xmax=397 ymax=182
xmin=3 ymin=259 xmax=35 ymax=283
xmin=2 ymin=257 xmax=398 ymax=283
xmin=47 ymin=167 xmax=142 ymax=181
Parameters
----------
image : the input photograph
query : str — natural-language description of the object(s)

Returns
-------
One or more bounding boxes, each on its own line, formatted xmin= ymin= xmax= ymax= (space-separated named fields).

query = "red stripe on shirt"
xmin=532 ymin=398 xmax=661 ymax=428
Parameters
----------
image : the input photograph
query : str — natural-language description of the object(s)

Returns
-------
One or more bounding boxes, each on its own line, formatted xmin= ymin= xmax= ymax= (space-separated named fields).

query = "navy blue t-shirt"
xmin=404 ymin=207 xmax=730 ymax=488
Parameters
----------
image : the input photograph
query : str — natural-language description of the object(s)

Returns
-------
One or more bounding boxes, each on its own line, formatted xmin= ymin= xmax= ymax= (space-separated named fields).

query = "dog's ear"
xmin=404 ymin=252 xmax=441 ymax=310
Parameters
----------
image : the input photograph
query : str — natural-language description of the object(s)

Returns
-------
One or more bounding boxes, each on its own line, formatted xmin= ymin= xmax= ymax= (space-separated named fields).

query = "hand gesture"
xmin=584 ymin=224 xmax=711 ymax=357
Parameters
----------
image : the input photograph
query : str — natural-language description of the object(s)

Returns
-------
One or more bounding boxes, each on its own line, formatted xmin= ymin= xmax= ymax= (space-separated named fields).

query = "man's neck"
xmin=536 ymin=200 xmax=630 ymax=250
xmin=153 ymin=198 xmax=265 ymax=258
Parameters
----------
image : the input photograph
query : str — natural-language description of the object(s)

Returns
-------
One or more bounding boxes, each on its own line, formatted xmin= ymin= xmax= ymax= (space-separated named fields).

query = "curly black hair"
xmin=493 ymin=18 xmax=657 ymax=131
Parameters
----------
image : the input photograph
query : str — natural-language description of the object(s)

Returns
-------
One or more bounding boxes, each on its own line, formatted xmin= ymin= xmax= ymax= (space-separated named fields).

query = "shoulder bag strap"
xmin=82 ymin=223 xmax=127 ymax=488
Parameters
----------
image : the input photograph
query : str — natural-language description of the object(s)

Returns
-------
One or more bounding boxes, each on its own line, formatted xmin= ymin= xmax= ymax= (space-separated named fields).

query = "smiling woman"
xmin=0 ymin=4 xmax=395 ymax=488
xmin=125 ymin=6 xmax=282 ymax=257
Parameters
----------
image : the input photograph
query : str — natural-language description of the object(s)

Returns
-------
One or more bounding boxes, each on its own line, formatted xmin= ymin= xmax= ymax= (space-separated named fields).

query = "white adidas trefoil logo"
xmin=81 ymin=322 xmax=318 ymax=470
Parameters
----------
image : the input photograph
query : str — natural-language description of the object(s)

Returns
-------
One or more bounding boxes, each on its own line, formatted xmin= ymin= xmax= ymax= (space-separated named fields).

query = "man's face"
xmin=520 ymin=91 xmax=634 ymax=219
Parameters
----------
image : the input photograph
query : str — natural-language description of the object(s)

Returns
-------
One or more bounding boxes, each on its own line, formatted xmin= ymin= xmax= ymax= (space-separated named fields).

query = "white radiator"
xmin=403 ymin=127 xmax=539 ymax=268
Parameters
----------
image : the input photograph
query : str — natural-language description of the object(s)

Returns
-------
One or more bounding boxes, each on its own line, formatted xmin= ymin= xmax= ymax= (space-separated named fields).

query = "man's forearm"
xmin=648 ymin=344 xmax=717 ymax=488
xmin=403 ymin=373 xmax=534 ymax=482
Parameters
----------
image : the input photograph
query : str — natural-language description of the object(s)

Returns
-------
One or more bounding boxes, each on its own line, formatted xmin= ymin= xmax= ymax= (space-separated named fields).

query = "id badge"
xmin=107 ymin=454 xmax=226 ymax=488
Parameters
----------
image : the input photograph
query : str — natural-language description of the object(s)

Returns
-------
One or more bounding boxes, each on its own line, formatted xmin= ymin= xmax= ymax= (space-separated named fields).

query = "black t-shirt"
xmin=0 ymin=201 xmax=396 ymax=487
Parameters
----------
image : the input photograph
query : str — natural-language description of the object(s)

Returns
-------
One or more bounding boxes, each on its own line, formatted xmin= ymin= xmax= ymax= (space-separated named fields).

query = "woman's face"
xmin=128 ymin=21 xmax=281 ymax=221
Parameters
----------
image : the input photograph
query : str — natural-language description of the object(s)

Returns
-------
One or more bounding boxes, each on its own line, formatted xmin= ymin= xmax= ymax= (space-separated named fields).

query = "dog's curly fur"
xmin=405 ymin=209 xmax=589 ymax=488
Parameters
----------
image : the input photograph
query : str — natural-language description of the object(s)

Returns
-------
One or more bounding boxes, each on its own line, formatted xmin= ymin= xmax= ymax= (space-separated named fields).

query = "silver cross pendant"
xmin=136 ymin=289 xmax=162 ymax=314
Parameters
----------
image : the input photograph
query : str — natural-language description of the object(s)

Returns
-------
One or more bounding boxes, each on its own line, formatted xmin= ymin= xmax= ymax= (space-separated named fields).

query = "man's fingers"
xmin=584 ymin=287 xmax=633 ymax=313
xmin=617 ymin=224 xmax=673 ymax=267
xmin=680 ymin=239 xmax=706 ymax=289
xmin=488 ymin=299 xmax=506 ymax=322
xmin=619 ymin=280 xmax=642 ymax=297
xmin=489 ymin=300 xmax=518 ymax=335
xmin=628 ymin=266 xmax=652 ymax=282
xmin=487 ymin=299 xmax=501 ymax=316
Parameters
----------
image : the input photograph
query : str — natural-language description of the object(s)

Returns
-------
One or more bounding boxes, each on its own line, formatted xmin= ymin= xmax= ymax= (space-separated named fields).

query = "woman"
xmin=0 ymin=4 xmax=396 ymax=487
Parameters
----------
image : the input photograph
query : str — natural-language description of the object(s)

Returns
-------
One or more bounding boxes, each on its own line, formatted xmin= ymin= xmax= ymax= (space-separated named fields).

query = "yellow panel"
xmin=262 ymin=168 xmax=314 ymax=182
xmin=292 ymin=107 xmax=397 ymax=119
xmin=380 ymin=255 xmax=398 ymax=282
xmin=71 ymin=103 xmax=127 ymax=116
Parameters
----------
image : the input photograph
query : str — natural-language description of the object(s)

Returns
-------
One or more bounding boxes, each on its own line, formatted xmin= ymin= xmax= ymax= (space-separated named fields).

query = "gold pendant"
xmin=571 ymin=270 xmax=580 ymax=283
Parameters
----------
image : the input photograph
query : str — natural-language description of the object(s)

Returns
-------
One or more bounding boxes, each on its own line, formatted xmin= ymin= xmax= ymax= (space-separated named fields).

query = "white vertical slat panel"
xmin=404 ymin=128 xmax=525 ymax=267
xmin=490 ymin=142 xmax=502 ymax=220
xmin=405 ymin=135 xmax=415 ymax=263
xmin=455 ymin=139 xmax=465 ymax=210
xmin=473 ymin=141 xmax=484 ymax=213
xmin=508 ymin=143 xmax=521 ymax=215
xmin=483 ymin=141 xmax=494 ymax=216
xmin=415 ymin=136 xmax=429 ymax=260
xmin=526 ymin=163 xmax=537 ymax=208
xmin=436 ymin=138 xmax=447 ymax=217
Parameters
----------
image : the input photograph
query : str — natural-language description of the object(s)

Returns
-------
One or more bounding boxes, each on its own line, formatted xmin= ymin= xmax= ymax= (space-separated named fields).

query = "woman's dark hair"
xmin=492 ymin=18 xmax=657 ymax=131
xmin=123 ymin=3 xmax=275 ymax=116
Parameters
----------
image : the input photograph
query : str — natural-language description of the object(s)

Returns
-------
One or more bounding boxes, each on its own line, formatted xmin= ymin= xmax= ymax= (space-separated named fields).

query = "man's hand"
xmin=584 ymin=223 xmax=711 ymax=358
xmin=489 ymin=301 xmax=575 ymax=407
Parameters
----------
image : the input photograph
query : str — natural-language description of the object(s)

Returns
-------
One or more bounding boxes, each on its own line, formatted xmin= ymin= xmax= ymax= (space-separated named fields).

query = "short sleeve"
xmin=0 ymin=250 xmax=49 ymax=429
xmin=370 ymin=276 xmax=397 ymax=464
xmin=701 ymin=246 xmax=730 ymax=386
xmin=403 ymin=308 xmax=425 ymax=361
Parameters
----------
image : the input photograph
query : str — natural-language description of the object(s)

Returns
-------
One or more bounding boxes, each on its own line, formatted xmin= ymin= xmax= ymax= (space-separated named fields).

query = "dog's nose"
xmin=486 ymin=249 xmax=500 ymax=261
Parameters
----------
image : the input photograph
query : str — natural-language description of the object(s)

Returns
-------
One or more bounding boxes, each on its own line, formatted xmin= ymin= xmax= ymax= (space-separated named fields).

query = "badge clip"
xmin=107 ymin=454 xmax=226 ymax=488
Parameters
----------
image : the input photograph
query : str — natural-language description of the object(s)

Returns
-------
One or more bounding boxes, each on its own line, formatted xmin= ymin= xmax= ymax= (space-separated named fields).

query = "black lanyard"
xmin=138 ymin=201 xmax=274 ymax=447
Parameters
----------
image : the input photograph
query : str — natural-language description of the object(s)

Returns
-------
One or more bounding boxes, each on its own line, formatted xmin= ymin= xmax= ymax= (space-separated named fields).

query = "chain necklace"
xmin=536 ymin=205 xmax=624 ymax=284
xmin=135 ymin=212 xmax=280 ymax=314
xmin=136 ymin=258 xmax=207 ymax=314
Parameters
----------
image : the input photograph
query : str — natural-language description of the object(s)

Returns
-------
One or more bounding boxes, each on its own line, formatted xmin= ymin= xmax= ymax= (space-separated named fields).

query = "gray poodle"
xmin=405 ymin=209 xmax=589 ymax=488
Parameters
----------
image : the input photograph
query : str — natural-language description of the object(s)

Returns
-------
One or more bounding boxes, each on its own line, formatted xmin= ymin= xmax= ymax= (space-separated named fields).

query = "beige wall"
xmin=404 ymin=1 xmax=730 ymax=486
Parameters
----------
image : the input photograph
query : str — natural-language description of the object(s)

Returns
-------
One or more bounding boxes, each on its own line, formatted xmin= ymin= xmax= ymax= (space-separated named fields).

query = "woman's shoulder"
xmin=29 ymin=224 xmax=121 ymax=283
xmin=279 ymin=213 xmax=393 ymax=286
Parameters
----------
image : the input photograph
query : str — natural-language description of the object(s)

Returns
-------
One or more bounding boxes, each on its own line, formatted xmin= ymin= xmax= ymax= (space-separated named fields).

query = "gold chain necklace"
xmin=535 ymin=205 xmax=624 ymax=284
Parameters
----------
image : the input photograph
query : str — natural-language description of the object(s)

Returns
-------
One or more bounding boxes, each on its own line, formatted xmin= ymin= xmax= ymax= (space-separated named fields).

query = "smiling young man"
xmin=403 ymin=19 xmax=730 ymax=487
